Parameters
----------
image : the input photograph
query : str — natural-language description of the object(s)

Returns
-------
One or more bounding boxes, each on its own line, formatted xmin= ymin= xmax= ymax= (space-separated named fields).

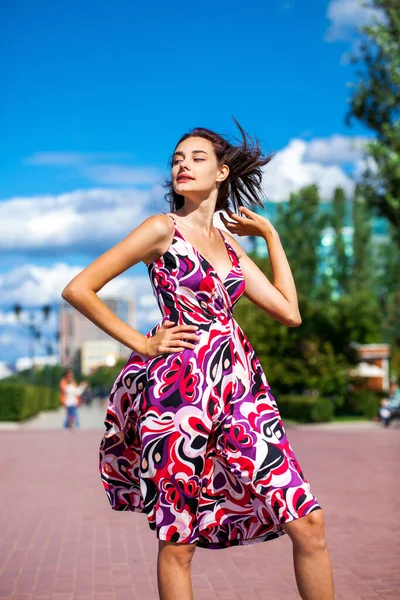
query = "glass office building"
xmin=252 ymin=201 xmax=389 ymax=297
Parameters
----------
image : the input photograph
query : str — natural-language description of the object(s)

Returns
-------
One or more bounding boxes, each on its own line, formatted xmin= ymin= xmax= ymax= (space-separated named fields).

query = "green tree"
xmin=351 ymin=183 xmax=375 ymax=292
xmin=374 ymin=221 xmax=400 ymax=369
xmin=234 ymin=293 xmax=351 ymax=397
xmin=275 ymin=184 xmax=328 ymax=298
xmin=330 ymin=187 xmax=351 ymax=295
xmin=346 ymin=0 xmax=400 ymax=241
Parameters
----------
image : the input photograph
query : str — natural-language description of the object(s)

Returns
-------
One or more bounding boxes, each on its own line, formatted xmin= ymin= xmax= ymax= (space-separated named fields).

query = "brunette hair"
xmin=162 ymin=116 xmax=275 ymax=212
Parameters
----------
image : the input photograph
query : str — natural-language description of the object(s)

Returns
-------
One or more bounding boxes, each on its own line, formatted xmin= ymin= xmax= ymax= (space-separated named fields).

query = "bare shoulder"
xmin=219 ymin=228 xmax=247 ymax=260
xmin=140 ymin=213 xmax=175 ymax=264
xmin=141 ymin=213 xmax=174 ymax=233
xmin=61 ymin=213 xmax=176 ymax=297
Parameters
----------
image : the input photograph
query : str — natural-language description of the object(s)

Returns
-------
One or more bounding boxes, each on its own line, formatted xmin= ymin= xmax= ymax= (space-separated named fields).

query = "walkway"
xmin=0 ymin=405 xmax=399 ymax=599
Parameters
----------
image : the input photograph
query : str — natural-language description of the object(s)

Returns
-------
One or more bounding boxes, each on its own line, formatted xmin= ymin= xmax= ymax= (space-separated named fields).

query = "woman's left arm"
xmin=220 ymin=207 xmax=301 ymax=327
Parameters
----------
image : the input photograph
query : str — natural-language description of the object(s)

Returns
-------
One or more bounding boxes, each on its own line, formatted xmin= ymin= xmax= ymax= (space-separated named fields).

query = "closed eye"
xmin=173 ymin=158 xmax=205 ymax=165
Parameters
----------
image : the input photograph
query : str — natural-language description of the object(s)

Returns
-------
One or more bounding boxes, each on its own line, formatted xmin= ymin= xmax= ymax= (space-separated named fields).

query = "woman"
xmin=59 ymin=368 xmax=88 ymax=429
xmin=62 ymin=118 xmax=335 ymax=600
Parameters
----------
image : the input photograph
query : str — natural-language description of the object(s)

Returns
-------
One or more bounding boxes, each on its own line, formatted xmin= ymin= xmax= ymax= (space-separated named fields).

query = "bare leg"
xmin=281 ymin=509 xmax=335 ymax=600
xmin=157 ymin=540 xmax=197 ymax=600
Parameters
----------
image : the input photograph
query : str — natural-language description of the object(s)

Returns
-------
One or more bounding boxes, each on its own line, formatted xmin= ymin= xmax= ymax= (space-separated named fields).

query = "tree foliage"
xmin=234 ymin=182 xmax=389 ymax=396
xmin=346 ymin=0 xmax=400 ymax=240
xmin=275 ymin=185 xmax=329 ymax=298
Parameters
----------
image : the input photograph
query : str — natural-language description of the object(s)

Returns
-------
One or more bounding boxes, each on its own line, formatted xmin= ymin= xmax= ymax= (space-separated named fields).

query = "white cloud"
xmin=0 ymin=134 xmax=369 ymax=261
xmin=303 ymin=134 xmax=369 ymax=164
xmin=0 ymin=263 xmax=152 ymax=308
xmin=261 ymin=136 xmax=363 ymax=201
xmin=0 ymin=187 xmax=160 ymax=252
xmin=353 ymin=153 xmax=379 ymax=178
xmin=0 ymin=186 xmax=252 ymax=256
xmin=325 ymin=0 xmax=385 ymax=42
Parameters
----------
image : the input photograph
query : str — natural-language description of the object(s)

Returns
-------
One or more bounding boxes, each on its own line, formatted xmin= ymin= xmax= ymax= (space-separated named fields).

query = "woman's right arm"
xmin=61 ymin=214 xmax=175 ymax=354
xmin=59 ymin=378 xmax=66 ymax=405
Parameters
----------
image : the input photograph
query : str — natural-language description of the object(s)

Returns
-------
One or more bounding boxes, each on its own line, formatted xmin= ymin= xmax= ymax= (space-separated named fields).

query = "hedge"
xmin=0 ymin=382 xmax=59 ymax=421
xmin=275 ymin=394 xmax=334 ymax=423
xmin=335 ymin=388 xmax=381 ymax=419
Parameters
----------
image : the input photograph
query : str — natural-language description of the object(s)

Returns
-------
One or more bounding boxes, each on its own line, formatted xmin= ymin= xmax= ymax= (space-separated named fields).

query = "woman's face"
xmin=171 ymin=136 xmax=229 ymax=199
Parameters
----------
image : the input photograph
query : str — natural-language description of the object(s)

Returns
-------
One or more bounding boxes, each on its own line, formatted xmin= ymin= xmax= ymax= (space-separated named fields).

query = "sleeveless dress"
xmin=99 ymin=213 xmax=322 ymax=550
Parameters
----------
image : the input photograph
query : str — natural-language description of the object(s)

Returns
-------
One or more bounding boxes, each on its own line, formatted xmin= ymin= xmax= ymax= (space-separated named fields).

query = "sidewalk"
xmin=0 ymin=411 xmax=399 ymax=599
xmin=0 ymin=401 xmax=389 ymax=432
xmin=0 ymin=401 xmax=107 ymax=431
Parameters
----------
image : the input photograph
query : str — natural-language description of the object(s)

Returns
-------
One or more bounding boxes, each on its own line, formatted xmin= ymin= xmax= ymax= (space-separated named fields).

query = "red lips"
xmin=177 ymin=175 xmax=194 ymax=181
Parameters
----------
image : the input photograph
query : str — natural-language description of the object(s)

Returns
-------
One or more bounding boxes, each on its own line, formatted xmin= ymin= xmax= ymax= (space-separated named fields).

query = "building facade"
xmin=59 ymin=297 xmax=135 ymax=371
xmin=253 ymin=200 xmax=389 ymax=295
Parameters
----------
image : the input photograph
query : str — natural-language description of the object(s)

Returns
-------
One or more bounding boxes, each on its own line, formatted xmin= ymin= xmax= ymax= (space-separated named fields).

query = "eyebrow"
xmin=173 ymin=150 xmax=208 ymax=157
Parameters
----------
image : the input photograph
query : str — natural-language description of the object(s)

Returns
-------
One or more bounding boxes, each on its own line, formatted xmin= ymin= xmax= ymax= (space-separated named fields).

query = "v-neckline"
xmin=167 ymin=214 xmax=235 ymax=284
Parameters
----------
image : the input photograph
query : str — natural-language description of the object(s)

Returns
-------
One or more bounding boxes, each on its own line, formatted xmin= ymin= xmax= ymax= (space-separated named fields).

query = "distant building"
xmin=253 ymin=200 xmax=389 ymax=296
xmin=60 ymin=297 xmax=135 ymax=371
xmin=349 ymin=343 xmax=390 ymax=393
xmin=80 ymin=339 xmax=121 ymax=375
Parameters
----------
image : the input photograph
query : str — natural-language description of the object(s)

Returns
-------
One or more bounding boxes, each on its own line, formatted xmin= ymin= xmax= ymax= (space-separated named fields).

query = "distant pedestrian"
xmin=379 ymin=380 xmax=400 ymax=427
xmin=59 ymin=369 xmax=88 ymax=430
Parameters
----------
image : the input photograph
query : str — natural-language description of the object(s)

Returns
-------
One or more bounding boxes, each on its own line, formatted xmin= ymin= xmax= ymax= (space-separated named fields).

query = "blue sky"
xmin=0 ymin=0 xmax=379 ymax=364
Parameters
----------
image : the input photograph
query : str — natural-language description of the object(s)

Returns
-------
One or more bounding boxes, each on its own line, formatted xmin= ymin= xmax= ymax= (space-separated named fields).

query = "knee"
xmin=158 ymin=540 xmax=197 ymax=568
xmin=283 ymin=509 xmax=327 ymax=553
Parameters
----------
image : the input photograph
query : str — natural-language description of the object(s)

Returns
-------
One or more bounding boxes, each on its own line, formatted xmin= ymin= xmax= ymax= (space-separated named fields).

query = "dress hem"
xmin=105 ymin=500 xmax=322 ymax=551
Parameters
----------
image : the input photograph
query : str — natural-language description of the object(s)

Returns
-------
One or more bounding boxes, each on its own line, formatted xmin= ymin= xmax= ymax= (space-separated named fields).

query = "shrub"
xmin=275 ymin=394 xmax=334 ymax=423
xmin=336 ymin=388 xmax=380 ymax=419
xmin=0 ymin=383 xmax=59 ymax=421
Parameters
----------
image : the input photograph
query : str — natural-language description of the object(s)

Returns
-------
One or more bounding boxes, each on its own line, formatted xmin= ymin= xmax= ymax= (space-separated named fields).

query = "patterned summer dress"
xmin=99 ymin=213 xmax=322 ymax=550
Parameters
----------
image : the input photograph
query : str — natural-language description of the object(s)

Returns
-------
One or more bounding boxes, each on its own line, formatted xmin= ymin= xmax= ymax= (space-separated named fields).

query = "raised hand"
xmin=220 ymin=206 xmax=276 ymax=238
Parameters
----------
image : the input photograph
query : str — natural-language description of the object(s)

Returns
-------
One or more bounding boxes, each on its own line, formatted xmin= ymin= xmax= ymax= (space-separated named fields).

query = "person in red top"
xmin=59 ymin=369 xmax=88 ymax=429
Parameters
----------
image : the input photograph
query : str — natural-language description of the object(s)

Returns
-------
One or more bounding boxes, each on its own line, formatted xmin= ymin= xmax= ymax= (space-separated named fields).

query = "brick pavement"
xmin=0 ymin=423 xmax=399 ymax=599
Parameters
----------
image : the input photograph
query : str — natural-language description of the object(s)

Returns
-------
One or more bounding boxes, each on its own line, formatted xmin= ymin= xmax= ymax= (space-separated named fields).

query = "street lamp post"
xmin=13 ymin=303 xmax=57 ymax=385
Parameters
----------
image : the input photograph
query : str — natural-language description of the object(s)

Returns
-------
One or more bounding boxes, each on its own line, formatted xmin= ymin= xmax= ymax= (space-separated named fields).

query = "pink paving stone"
xmin=13 ymin=583 xmax=36 ymax=594
xmin=111 ymin=586 xmax=133 ymax=596
xmin=0 ymin=427 xmax=399 ymax=599
xmin=361 ymin=596 xmax=388 ymax=599
xmin=33 ymin=576 xmax=54 ymax=586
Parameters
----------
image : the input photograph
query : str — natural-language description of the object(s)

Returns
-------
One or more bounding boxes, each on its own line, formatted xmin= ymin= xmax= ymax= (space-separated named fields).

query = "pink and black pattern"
xmin=99 ymin=214 xmax=321 ymax=550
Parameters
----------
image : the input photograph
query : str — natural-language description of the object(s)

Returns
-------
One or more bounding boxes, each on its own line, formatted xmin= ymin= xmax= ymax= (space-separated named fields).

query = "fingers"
xmin=226 ymin=206 xmax=252 ymax=220
xmin=220 ymin=213 xmax=234 ymax=226
xmin=225 ymin=207 xmax=241 ymax=221
xmin=170 ymin=332 xmax=199 ymax=350
xmin=163 ymin=319 xmax=176 ymax=327
xmin=159 ymin=320 xmax=200 ymax=353
xmin=161 ymin=338 xmax=198 ymax=353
